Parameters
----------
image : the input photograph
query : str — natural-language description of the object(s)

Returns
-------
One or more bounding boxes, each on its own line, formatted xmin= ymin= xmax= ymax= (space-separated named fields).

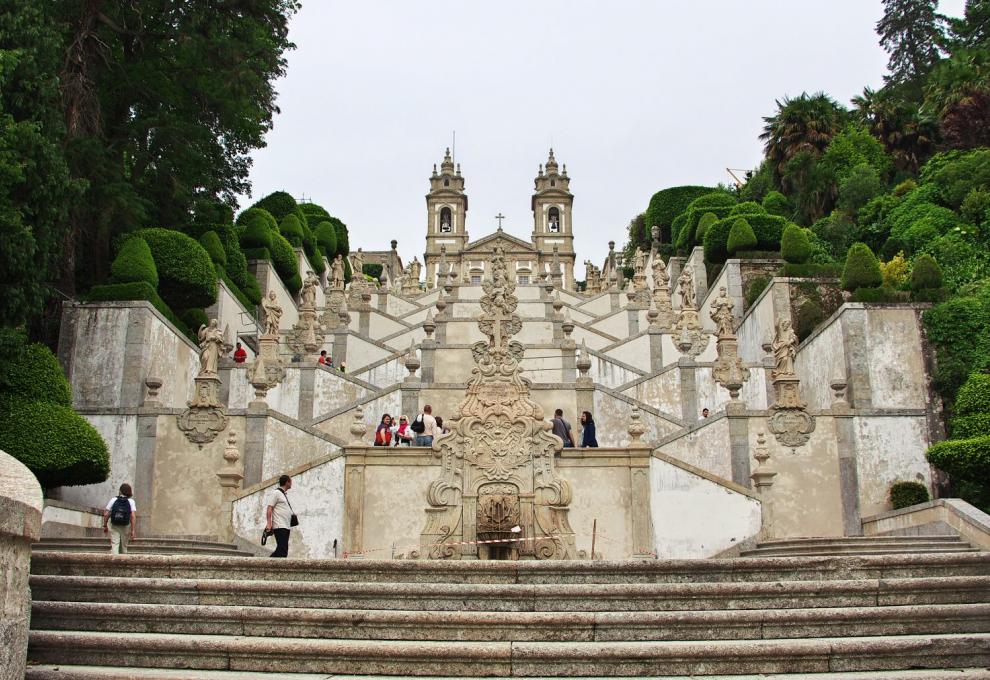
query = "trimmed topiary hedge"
xmin=240 ymin=213 xmax=274 ymax=251
xmin=86 ymin=281 xmax=191 ymax=338
xmin=179 ymin=308 xmax=209 ymax=333
xmin=762 ymin=190 xmax=790 ymax=217
xmin=781 ymin=225 xmax=811 ymax=264
xmin=927 ymin=435 xmax=990 ymax=484
xmin=269 ymin=231 xmax=302 ymax=294
xmin=911 ymin=253 xmax=943 ymax=291
xmin=674 ymin=193 xmax=737 ymax=253
xmin=198 ymin=230 xmax=227 ymax=267
xmin=704 ymin=213 xmax=788 ymax=264
xmin=110 ymin=237 xmax=159 ymax=287
xmin=728 ymin=201 xmax=766 ymax=217
xmin=727 ymin=218 xmax=758 ymax=256
xmin=695 ymin=212 xmax=718 ymax=243
xmin=952 ymin=414 xmax=990 ymax=439
xmin=279 ymin=214 xmax=306 ymax=247
xmin=954 ymin=373 xmax=990 ymax=417
xmin=131 ymin=228 xmax=218 ymax=311
xmin=888 ymin=481 xmax=930 ymax=509
xmin=0 ymin=330 xmax=71 ymax=407
xmin=842 ymin=243 xmax=883 ymax=291
xmin=644 ymin=186 xmax=713 ymax=241
xmin=780 ymin=262 xmax=842 ymax=278
xmin=315 ymin=221 xmax=338 ymax=258
xmin=850 ymin=286 xmax=904 ymax=303
xmin=0 ymin=397 xmax=110 ymax=487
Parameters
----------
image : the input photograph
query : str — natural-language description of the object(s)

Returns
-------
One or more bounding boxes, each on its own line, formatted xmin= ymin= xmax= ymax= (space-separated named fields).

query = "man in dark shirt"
xmin=551 ymin=408 xmax=575 ymax=448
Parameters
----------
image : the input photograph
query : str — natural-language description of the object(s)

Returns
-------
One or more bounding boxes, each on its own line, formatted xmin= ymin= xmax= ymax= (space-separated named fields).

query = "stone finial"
xmin=423 ymin=310 xmax=436 ymax=339
xmin=552 ymin=291 xmax=564 ymax=314
xmin=223 ymin=430 xmax=240 ymax=465
xmin=646 ymin=299 xmax=660 ymax=328
xmin=435 ymin=291 xmax=447 ymax=317
xmin=561 ymin=309 xmax=574 ymax=340
xmin=576 ymin=340 xmax=592 ymax=382
xmin=350 ymin=405 xmax=369 ymax=444
xmin=831 ymin=374 xmax=849 ymax=408
xmin=404 ymin=340 xmax=421 ymax=381
xmin=144 ymin=377 xmax=163 ymax=406
xmin=627 ymin=406 xmax=647 ymax=447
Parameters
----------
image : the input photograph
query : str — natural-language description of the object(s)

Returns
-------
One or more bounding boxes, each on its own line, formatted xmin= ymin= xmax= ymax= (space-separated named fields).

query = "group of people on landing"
xmin=373 ymin=406 xmax=598 ymax=448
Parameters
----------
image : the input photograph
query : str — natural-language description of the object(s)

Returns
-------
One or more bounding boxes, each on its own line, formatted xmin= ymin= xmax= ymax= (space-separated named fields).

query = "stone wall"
xmin=0 ymin=449 xmax=42 ymax=680
xmin=205 ymin=279 xmax=257 ymax=359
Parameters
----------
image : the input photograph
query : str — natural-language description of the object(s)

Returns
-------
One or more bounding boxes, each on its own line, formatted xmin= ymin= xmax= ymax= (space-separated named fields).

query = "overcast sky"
xmin=243 ymin=1 xmax=966 ymax=267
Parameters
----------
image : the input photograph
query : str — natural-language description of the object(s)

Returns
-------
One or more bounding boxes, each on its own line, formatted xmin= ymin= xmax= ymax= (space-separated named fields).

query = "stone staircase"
xmin=25 ymin=551 xmax=990 ymax=678
xmin=740 ymin=535 xmax=979 ymax=558
xmin=32 ymin=535 xmax=254 ymax=557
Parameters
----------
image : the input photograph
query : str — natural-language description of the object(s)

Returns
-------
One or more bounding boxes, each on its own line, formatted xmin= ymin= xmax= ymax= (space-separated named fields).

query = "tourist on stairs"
xmin=580 ymin=411 xmax=598 ymax=448
xmin=374 ymin=414 xmax=393 ymax=446
xmin=264 ymin=475 xmax=297 ymax=558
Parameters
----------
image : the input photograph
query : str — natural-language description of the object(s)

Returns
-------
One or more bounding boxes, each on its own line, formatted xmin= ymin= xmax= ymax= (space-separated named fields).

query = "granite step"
xmin=32 ymin=536 xmax=253 ymax=557
xmin=23 ymin=669 xmax=990 ymax=680
xmin=26 ymin=631 xmax=990 ymax=677
xmin=31 ymin=601 xmax=990 ymax=641
xmin=29 ymin=574 xmax=990 ymax=611
xmin=29 ymin=551 xmax=990 ymax=584
xmin=740 ymin=536 xmax=980 ymax=558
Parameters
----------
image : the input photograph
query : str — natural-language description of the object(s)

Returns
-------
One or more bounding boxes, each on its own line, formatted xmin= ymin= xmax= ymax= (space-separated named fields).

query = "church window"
xmin=439 ymin=207 xmax=452 ymax=233
xmin=548 ymin=207 xmax=560 ymax=233
xmin=551 ymin=180 xmax=556 ymax=187
xmin=444 ymin=179 xmax=450 ymax=187
xmin=518 ymin=275 xmax=530 ymax=285
xmin=471 ymin=275 xmax=482 ymax=285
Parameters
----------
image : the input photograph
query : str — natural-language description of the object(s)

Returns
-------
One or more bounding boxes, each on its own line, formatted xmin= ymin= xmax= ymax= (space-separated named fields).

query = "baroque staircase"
xmin=25 ymin=550 xmax=990 ymax=678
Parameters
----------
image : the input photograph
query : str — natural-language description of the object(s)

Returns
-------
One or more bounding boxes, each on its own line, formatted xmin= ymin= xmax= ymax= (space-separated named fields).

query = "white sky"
xmin=243 ymin=0 xmax=966 ymax=267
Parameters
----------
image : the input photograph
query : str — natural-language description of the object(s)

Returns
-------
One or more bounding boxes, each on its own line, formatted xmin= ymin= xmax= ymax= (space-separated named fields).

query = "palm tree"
xmin=853 ymin=85 xmax=937 ymax=172
xmin=760 ymin=92 xmax=847 ymax=188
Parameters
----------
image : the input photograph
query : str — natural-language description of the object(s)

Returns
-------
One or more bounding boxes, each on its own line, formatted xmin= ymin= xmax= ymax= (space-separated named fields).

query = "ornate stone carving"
xmin=771 ymin=318 xmax=798 ymax=379
xmin=178 ymin=318 xmax=230 ymax=446
xmin=651 ymin=256 xmax=675 ymax=330
xmin=710 ymin=286 xmax=748 ymax=399
xmin=672 ymin=306 xmax=709 ymax=358
xmin=261 ymin=291 xmax=282 ymax=336
xmin=288 ymin=278 xmax=325 ymax=359
xmin=766 ymin=319 xmax=815 ymax=449
xmin=677 ymin=264 xmax=696 ymax=310
xmin=249 ymin=324 xmax=285 ymax=396
xmin=403 ymin=257 xmax=423 ymax=297
xmin=420 ymin=244 xmax=576 ymax=560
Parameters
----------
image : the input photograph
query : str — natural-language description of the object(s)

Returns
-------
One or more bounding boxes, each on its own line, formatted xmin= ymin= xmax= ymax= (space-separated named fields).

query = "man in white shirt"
xmin=414 ymin=404 xmax=438 ymax=447
xmin=264 ymin=475 xmax=295 ymax=558
xmin=103 ymin=483 xmax=136 ymax=555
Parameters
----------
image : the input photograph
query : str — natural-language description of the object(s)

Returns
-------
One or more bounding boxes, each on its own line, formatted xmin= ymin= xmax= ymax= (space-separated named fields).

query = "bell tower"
xmin=531 ymin=149 xmax=576 ymax=288
xmin=425 ymin=148 xmax=468 ymax=287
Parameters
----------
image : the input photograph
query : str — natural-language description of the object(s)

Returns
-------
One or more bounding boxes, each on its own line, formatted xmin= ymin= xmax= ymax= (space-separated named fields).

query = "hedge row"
xmin=703 ymin=213 xmax=788 ymax=263
xmin=86 ymin=281 xmax=192 ymax=339
xmin=110 ymin=237 xmax=159 ymax=287
xmin=927 ymin=435 xmax=990 ymax=483
xmin=131 ymin=228 xmax=218 ymax=310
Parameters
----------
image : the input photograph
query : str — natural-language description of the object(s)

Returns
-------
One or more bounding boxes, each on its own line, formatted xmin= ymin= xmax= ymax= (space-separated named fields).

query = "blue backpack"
xmin=110 ymin=496 xmax=132 ymax=526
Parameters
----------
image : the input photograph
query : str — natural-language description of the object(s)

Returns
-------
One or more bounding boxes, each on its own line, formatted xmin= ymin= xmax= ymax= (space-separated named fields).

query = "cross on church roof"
xmin=495 ymin=213 xmax=505 ymax=230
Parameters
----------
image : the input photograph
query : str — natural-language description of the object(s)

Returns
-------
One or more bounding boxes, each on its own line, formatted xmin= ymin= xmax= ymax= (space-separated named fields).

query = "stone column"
xmin=298 ymin=364 xmax=316 ymax=421
xmin=727 ymin=401 xmax=751 ymax=487
xmin=831 ymin=377 xmax=862 ymax=536
xmin=0 ymin=449 xmax=43 ymax=680
xmin=750 ymin=432 xmax=777 ymax=541
xmin=678 ymin=356 xmax=698 ymax=422
xmin=575 ymin=342 xmax=595 ymax=417
xmin=626 ymin=292 xmax=641 ymax=336
xmin=242 ymin=410 xmax=267 ymax=487
xmin=216 ymin=431 xmax=244 ymax=542
xmin=626 ymin=408 xmax=654 ymax=558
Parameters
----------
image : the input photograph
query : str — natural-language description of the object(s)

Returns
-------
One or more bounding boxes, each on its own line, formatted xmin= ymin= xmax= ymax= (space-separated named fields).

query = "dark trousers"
xmin=270 ymin=528 xmax=290 ymax=557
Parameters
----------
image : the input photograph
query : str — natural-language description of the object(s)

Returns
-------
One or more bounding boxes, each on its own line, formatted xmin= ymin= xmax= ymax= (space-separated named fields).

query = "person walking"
xmin=580 ymin=411 xmax=599 ymax=448
xmin=103 ymin=483 xmax=136 ymax=555
xmin=374 ymin=414 xmax=393 ymax=446
xmin=551 ymin=409 xmax=575 ymax=449
xmin=411 ymin=404 xmax=438 ymax=447
xmin=265 ymin=475 xmax=296 ymax=558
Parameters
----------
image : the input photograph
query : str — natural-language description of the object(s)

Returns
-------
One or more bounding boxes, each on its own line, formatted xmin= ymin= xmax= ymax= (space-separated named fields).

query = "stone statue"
xmin=771 ymin=318 xmax=799 ymax=377
xmin=678 ymin=265 xmax=696 ymax=309
xmin=634 ymin=248 xmax=646 ymax=276
xmin=410 ymin=256 xmax=422 ymax=281
xmin=710 ymin=286 xmax=735 ymax=337
xmin=585 ymin=260 xmax=594 ymax=283
xmin=652 ymin=255 xmax=669 ymax=289
xmin=262 ymin=290 xmax=283 ymax=336
xmin=331 ymin=254 xmax=345 ymax=289
xmin=352 ymin=248 xmax=364 ymax=275
xmin=300 ymin=270 xmax=319 ymax=308
xmin=197 ymin=319 xmax=226 ymax=375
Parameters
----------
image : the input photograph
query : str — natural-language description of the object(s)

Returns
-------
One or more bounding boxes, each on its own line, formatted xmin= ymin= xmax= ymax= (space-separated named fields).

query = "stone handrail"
xmin=861 ymin=498 xmax=990 ymax=550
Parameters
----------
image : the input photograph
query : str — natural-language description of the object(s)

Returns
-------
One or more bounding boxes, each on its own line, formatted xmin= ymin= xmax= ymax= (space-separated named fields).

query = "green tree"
xmin=780 ymin=224 xmax=812 ymax=264
xmin=0 ymin=2 xmax=77 ymax=327
xmin=760 ymin=92 xmax=847 ymax=189
xmin=727 ymin=218 xmax=758 ymax=255
xmin=842 ymin=243 xmax=884 ymax=291
xmin=53 ymin=0 xmax=299 ymax=293
xmin=852 ymin=85 xmax=938 ymax=172
xmin=877 ymin=0 xmax=947 ymax=88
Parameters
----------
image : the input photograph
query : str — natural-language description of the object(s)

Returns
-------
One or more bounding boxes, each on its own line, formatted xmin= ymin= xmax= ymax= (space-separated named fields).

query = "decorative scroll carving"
xmin=420 ymin=244 xmax=576 ymax=560
xmin=177 ymin=318 xmax=229 ymax=446
xmin=767 ymin=319 xmax=815 ymax=449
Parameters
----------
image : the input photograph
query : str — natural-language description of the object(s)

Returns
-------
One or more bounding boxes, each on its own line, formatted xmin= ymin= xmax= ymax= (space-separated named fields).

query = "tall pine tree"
xmin=877 ymin=0 xmax=947 ymax=88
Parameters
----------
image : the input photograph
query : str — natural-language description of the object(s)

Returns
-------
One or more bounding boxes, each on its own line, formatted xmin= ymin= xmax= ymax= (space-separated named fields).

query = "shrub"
xmin=923 ymin=232 xmax=990 ymax=292
xmin=954 ymin=373 xmax=990 ymax=417
xmin=745 ymin=275 xmax=771 ymax=308
xmin=110 ymin=237 xmax=159 ymax=287
xmin=240 ymin=213 xmax=274 ymax=250
xmin=911 ymin=253 xmax=943 ymax=291
xmin=131 ymin=228 xmax=218 ymax=310
xmin=952 ymin=414 xmax=990 ymax=439
xmin=927 ymin=436 xmax=990 ymax=484
xmin=794 ymin=299 xmax=824 ymax=341
xmin=315 ymin=221 xmax=338 ymax=257
xmin=694 ymin=212 xmax=718 ymax=243
xmin=841 ymin=243 xmax=882 ymax=291
xmin=923 ymin=289 xmax=990 ymax=401
xmin=762 ymin=191 xmax=790 ymax=217
xmin=851 ymin=286 xmax=902 ymax=303
xmin=888 ymin=481 xmax=930 ymax=509
xmin=270 ymin=231 xmax=302 ymax=295
xmin=279 ymin=214 xmax=306 ymax=247
xmin=250 ymin=191 xmax=299 ymax=222
xmin=299 ymin=202 xmax=332 ymax=225
xmin=780 ymin=224 xmax=812 ymax=264
xmin=704 ymin=213 xmax=788 ymax=263
xmin=836 ymin=163 xmax=883 ymax=216
xmin=363 ymin=263 xmax=383 ymax=280
xmin=780 ymin=262 xmax=842 ymax=278
xmin=960 ymin=188 xmax=990 ymax=226
xmin=0 ymin=329 xmax=71 ymax=407
xmin=645 ymin=186 xmax=714 ymax=237
xmin=0 ymin=397 xmax=110 ymax=488
xmin=236 ymin=207 xmax=278 ymax=233
xmin=729 ymin=201 xmax=766 ymax=217
xmin=179 ymin=308 xmax=209 ymax=332
xmin=727 ymin=218 xmax=758 ymax=255
xmin=920 ymin=149 xmax=990 ymax=210
xmin=198 ymin=230 xmax=227 ymax=267
xmin=912 ymin=287 xmax=948 ymax=303
xmin=85 ymin=281 xmax=190 ymax=338
xmin=674 ymin=192 xmax=737 ymax=252
xmin=880 ymin=252 xmax=910 ymax=289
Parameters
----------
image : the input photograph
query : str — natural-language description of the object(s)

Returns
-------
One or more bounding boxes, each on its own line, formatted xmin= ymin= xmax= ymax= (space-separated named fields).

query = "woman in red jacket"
xmin=374 ymin=414 xmax=393 ymax=446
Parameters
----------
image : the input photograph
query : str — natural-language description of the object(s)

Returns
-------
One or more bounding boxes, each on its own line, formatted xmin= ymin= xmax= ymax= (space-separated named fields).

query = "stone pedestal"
xmin=750 ymin=432 xmax=777 ymax=540
xmin=216 ymin=431 xmax=244 ymax=542
xmin=177 ymin=374 xmax=228 ymax=446
xmin=767 ymin=373 xmax=816 ymax=450
xmin=712 ymin=335 xmax=749 ymax=400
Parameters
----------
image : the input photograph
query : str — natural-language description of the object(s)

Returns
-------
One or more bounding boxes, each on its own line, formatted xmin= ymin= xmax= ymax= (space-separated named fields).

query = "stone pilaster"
xmin=649 ymin=328 xmax=664 ymax=372
xmin=298 ymin=365 xmax=316 ymax=422
xmin=727 ymin=401 xmax=751 ymax=487
xmin=121 ymin=307 xmax=151 ymax=407
xmin=242 ymin=411 xmax=267 ymax=487
xmin=831 ymin=377 xmax=862 ymax=536
xmin=134 ymin=412 xmax=159 ymax=536
xmin=750 ymin=432 xmax=777 ymax=540
xmin=332 ymin=330 xmax=348 ymax=369
xmin=419 ymin=338 xmax=437 ymax=383
xmin=678 ymin=356 xmax=698 ymax=422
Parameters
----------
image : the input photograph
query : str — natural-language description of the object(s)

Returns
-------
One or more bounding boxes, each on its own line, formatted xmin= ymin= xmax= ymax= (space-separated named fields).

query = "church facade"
xmin=423 ymin=148 xmax=577 ymax=290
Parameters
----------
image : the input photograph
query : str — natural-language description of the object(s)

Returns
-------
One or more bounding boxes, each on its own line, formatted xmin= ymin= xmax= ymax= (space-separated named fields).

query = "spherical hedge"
xmin=315 ymin=221 xmax=338 ymax=257
xmin=781 ymin=224 xmax=812 ymax=264
xmin=270 ymin=231 xmax=302 ymax=295
xmin=198 ymin=230 xmax=227 ymax=267
xmin=335 ymin=222 xmax=350 ymax=260
xmin=110 ymin=237 xmax=159 ymax=287
xmin=888 ymin=481 xmax=930 ymax=509
xmin=911 ymin=253 xmax=943 ymax=291
xmin=841 ymin=243 xmax=883 ymax=291
xmin=727 ymin=218 xmax=758 ymax=255
xmin=236 ymin=207 xmax=279 ymax=233
xmin=279 ymin=214 xmax=306 ymax=247
xmin=132 ymin=228 xmax=218 ymax=310
xmin=0 ymin=330 xmax=71 ymax=407
xmin=762 ymin=191 xmax=790 ymax=217
xmin=695 ymin=212 xmax=718 ymax=242
xmin=251 ymin=191 xmax=299 ymax=222
xmin=240 ymin=213 xmax=274 ymax=251
xmin=0 ymin=396 xmax=110 ymax=488
xmin=954 ymin=373 xmax=990 ymax=417
xmin=951 ymin=413 xmax=990 ymax=439
xmin=299 ymin=202 xmax=332 ymax=225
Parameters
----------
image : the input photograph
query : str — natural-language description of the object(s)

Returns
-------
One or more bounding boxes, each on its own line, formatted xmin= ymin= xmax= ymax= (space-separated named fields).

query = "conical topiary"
xmin=727 ymin=217 xmax=758 ymax=255
xmin=841 ymin=242 xmax=882 ymax=291
xmin=780 ymin=224 xmax=811 ymax=264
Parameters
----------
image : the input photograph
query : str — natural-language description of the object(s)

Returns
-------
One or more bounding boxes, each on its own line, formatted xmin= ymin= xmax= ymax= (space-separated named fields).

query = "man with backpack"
xmin=103 ymin=483 xmax=136 ymax=554
xmin=410 ymin=404 xmax=438 ymax=447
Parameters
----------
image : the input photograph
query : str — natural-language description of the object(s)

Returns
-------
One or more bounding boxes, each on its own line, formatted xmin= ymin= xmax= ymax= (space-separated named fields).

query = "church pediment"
xmin=463 ymin=231 xmax=537 ymax=254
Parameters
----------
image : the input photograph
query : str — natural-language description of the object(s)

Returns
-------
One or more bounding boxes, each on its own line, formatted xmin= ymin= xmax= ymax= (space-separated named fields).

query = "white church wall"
xmin=659 ymin=334 xmax=719 ymax=368
xmin=444 ymin=320 xmax=486 ymax=345
xmin=854 ymin=415 xmax=932 ymax=520
xmin=56 ymin=415 xmax=138 ymax=510
xmin=345 ymin=335 xmax=397 ymax=373
xmin=604 ymin=334 xmax=651 ymax=372
xmin=256 ymin=366 xmax=301 ymax=419
xmin=736 ymin=280 xmax=783 ymax=363
xmin=226 ymin=366 xmax=253 ymax=409
xmin=450 ymin=301 xmax=482 ymax=317
xmin=695 ymin=365 xmax=768 ymax=414
xmin=656 ymin=418 xmax=732 ymax=481
xmin=795 ymin=312 xmax=847 ymax=410
xmin=593 ymin=392 xmax=678 ymax=447
xmin=368 ymin=311 xmax=407 ymax=339
xmin=360 ymin=463 xmax=439 ymax=557
xmin=233 ymin=454 xmax=345 ymax=559
xmin=650 ymin=454 xmax=761 ymax=559
xmin=517 ymin=302 xmax=546 ymax=317
xmin=145 ymin=309 xmax=200 ymax=408
xmin=576 ymin=293 xmax=614 ymax=317
xmin=570 ymin=325 xmax=613 ymax=351
xmin=517 ymin=321 xmax=554 ymax=345
xmin=560 ymin=463 xmax=635 ymax=559
xmin=519 ymin=353 xmax=564 ymax=383
xmin=386 ymin=294 xmax=420 ymax=318
xmin=314 ymin=389 xmax=403 ymax=443
xmin=350 ymin=354 xmax=406 ymax=387
xmin=589 ymin=354 xmax=642 ymax=389
xmin=313 ymin=369 xmax=374 ymax=419
xmin=263 ymin=418 xmax=340 ymax=481
xmin=565 ymin=306 xmax=594 ymax=324
xmin=401 ymin=306 xmax=434 ymax=326
xmin=865 ymin=307 xmax=929 ymax=410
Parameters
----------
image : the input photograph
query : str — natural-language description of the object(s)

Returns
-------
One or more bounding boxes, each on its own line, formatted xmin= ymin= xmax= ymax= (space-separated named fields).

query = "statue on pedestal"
xmin=771 ymin=318 xmax=799 ymax=378
xmin=196 ymin=320 xmax=228 ymax=376
xmin=678 ymin=265 xmax=696 ymax=309
xmin=330 ymin=254 xmax=345 ymax=290
xmin=261 ymin=290 xmax=282 ymax=336
xmin=300 ymin=270 xmax=320 ymax=309
xmin=710 ymin=286 xmax=735 ymax=338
